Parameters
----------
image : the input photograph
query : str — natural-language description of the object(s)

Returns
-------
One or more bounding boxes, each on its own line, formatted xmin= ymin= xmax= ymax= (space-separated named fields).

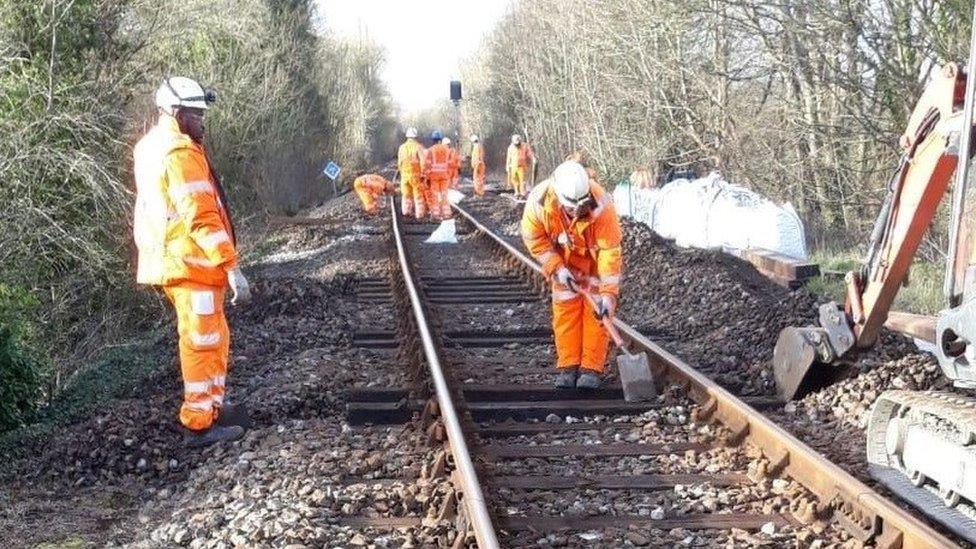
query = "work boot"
xmin=554 ymin=368 xmax=578 ymax=389
xmin=576 ymin=370 xmax=602 ymax=390
xmin=183 ymin=424 xmax=245 ymax=448
xmin=216 ymin=401 xmax=251 ymax=430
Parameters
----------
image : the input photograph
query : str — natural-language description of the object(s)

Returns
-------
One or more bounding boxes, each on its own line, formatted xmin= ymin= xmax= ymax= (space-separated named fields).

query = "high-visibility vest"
xmin=133 ymin=116 xmax=237 ymax=287
xmin=398 ymin=139 xmax=423 ymax=177
xmin=424 ymin=144 xmax=452 ymax=180
xmin=354 ymin=174 xmax=391 ymax=195
xmin=520 ymin=179 xmax=622 ymax=296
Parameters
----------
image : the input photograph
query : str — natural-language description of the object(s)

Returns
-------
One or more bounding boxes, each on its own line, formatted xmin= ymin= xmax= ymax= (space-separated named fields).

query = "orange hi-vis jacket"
xmin=398 ymin=138 xmax=424 ymax=178
xmin=423 ymin=143 xmax=452 ymax=182
xmin=521 ymin=178 xmax=622 ymax=297
xmin=507 ymin=143 xmax=534 ymax=172
xmin=133 ymin=116 xmax=238 ymax=287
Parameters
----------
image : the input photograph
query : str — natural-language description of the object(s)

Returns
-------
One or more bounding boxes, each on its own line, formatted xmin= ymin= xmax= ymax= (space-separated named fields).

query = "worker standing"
xmin=423 ymin=131 xmax=453 ymax=220
xmin=397 ymin=127 xmax=427 ymax=219
xmin=506 ymin=134 xmax=535 ymax=199
xmin=446 ymin=138 xmax=461 ymax=190
xmin=133 ymin=77 xmax=251 ymax=447
xmin=520 ymin=160 xmax=622 ymax=390
xmin=353 ymin=173 xmax=396 ymax=215
xmin=471 ymin=134 xmax=487 ymax=197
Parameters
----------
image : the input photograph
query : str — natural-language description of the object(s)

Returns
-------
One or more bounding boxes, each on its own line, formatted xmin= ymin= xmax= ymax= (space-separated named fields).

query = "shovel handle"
xmin=567 ymin=280 xmax=633 ymax=356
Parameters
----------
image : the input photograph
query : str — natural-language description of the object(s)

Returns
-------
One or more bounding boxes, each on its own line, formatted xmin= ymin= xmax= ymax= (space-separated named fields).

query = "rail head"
xmin=453 ymin=201 xmax=957 ymax=548
xmin=391 ymin=202 xmax=500 ymax=548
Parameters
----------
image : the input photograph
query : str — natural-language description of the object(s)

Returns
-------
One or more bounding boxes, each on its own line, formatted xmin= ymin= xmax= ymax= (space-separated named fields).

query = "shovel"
xmin=574 ymin=284 xmax=657 ymax=402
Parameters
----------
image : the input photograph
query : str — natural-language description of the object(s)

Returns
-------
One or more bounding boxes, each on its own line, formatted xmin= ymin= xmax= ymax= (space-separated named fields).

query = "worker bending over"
xmin=521 ymin=160 xmax=622 ymax=389
xmin=471 ymin=134 xmax=486 ymax=197
xmin=507 ymin=134 xmax=535 ymax=199
xmin=398 ymin=127 xmax=427 ymax=218
xmin=423 ymin=131 xmax=453 ymax=220
xmin=353 ymin=173 xmax=396 ymax=215
xmin=133 ymin=77 xmax=252 ymax=447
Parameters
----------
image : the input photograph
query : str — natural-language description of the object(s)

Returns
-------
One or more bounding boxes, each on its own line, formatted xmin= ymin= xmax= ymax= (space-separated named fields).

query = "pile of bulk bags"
xmin=612 ymin=172 xmax=808 ymax=260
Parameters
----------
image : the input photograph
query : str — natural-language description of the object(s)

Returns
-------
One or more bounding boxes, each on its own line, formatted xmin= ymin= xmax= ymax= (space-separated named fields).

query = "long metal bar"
xmin=944 ymin=2 xmax=976 ymax=306
xmin=390 ymin=202 xmax=500 ymax=548
xmin=454 ymin=202 xmax=955 ymax=548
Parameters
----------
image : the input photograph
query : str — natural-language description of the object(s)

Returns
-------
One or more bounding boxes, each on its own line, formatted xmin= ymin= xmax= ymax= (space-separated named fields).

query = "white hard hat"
xmin=406 ymin=127 xmax=418 ymax=138
xmin=470 ymin=134 xmax=480 ymax=143
xmin=552 ymin=161 xmax=591 ymax=208
xmin=511 ymin=134 xmax=522 ymax=144
xmin=155 ymin=77 xmax=211 ymax=114
xmin=442 ymin=137 xmax=452 ymax=145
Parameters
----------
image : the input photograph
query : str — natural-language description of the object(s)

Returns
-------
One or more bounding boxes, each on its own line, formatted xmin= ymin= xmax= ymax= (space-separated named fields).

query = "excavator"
xmin=772 ymin=21 xmax=976 ymax=542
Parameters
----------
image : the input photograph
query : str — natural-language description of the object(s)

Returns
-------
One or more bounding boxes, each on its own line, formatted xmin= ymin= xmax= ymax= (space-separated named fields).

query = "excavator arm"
xmin=773 ymin=62 xmax=970 ymax=401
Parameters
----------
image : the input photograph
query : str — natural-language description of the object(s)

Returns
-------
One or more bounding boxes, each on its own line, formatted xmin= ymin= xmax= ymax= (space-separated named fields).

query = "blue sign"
xmin=323 ymin=161 xmax=341 ymax=181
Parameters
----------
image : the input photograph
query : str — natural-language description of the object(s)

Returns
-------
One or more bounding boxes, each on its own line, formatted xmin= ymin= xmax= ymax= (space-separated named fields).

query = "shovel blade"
xmin=618 ymin=352 xmax=656 ymax=402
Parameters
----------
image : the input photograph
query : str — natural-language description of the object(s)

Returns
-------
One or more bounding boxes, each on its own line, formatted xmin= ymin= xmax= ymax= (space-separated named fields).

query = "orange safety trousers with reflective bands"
xmin=398 ymin=139 xmax=427 ymax=218
xmin=424 ymin=144 xmax=453 ymax=219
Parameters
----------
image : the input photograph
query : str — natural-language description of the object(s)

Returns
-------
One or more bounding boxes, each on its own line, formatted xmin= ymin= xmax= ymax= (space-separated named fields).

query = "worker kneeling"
xmin=353 ymin=173 xmax=396 ymax=215
xmin=133 ymin=77 xmax=252 ymax=448
xmin=521 ymin=161 xmax=622 ymax=389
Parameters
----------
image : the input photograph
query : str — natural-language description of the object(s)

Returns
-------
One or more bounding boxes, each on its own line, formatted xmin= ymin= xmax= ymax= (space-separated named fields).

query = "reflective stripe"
xmin=552 ymin=289 xmax=578 ymax=301
xmin=535 ymin=250 xmax=557 ymax=264
xmin=212 ymin=393 xmax=224 ymax=406
xmin=184 ymin=256 xmax=220 ymax=268
xmin=199 ymin=230 xmax=230 ymax=249
xmin=184 ymin=380 xmax=212 ymax=393
xmin=213 ymin=375 xmax=226 ymax=388
xmin=168 ymin=180 xmax=212 ymax=202
xmin=189 ymin=331 xmax=221 ymax=346
xmin=601 ymin=275 xmax=620 ymax=285
xmin=185 ymin=398 xmax=213 ymax=412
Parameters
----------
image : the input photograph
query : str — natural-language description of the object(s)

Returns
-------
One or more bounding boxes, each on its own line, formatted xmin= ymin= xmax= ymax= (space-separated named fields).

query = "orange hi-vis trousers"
xmin=473 ymin=163 xmax=486 ymax=196
xmin=428 ymin=176 xmax=451 ymax=219
xmin=401 ymin=174 xmax=427 ymax=218
xmin=164 ymin=282 xmax=230 ymax=431
xmin=551 ymin=278 xmax=610 ymax=374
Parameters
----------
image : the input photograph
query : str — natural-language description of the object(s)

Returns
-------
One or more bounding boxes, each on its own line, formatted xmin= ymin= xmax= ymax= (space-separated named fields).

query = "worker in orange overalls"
xmin=133 ymin=77 xmax=251 ymax=447
xmin=398 ymin=127 xmax=427 ymax=219
xmin=353 ymin=173 xmax=396 ymax=215
xmin=520 ymin=160 xmax=622 ymax=390
xmin=423 ymin=130 xmax=453 ymax=220
xmin=446 ymin=137 xmax=461 ymax=190
xmin=471 ymin=134 xmax=487 ymax=197
xmin=506 ymin=134 xmax=536 ymax=199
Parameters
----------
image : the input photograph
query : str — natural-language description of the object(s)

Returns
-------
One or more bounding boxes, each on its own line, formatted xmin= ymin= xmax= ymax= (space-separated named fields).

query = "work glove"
xmin=227 ymin=268 xmax=252 ymax=306
xmin=554 ymin=267 xmax=577 ymax=288
xmin=594 ymin=294 xmax=615 ymax=320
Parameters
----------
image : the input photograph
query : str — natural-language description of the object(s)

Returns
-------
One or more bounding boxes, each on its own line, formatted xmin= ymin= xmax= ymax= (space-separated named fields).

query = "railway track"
xmin=345 ymin=199 xmax=958 ymax=547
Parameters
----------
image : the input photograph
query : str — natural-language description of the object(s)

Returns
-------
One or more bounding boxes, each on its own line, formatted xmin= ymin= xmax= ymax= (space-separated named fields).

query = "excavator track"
xmin=867 ymin=390 xmax=976 ymax=543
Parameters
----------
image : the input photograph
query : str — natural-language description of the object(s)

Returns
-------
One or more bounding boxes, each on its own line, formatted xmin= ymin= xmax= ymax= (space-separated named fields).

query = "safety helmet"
xmin=405 ymin=127 xmax=418 ymax=138
xmin=552 ymin=161 xmax=591 ymax=208
xmin=431 ymin=130 xmax=444 ymax=141
xmin=442 ymin=137 xmax=452 ymax=146
xmin=470 ymin=134 xmax=480 ymax=143
xmin=155 ymin=77 xmax=213 ymax=114
xmin=511 ymin=134 xmax=522 ymax=144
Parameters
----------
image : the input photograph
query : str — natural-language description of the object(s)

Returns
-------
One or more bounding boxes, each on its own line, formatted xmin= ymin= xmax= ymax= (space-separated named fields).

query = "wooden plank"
xmin=490 ymin=473 xmax=748 ymax=490
xmin=478 ymin=422 xmax=640 ymax=437
xmin=741 ymin=248 xmax=820 ymax=280
xmin=346 ymin=400 xmax=424 ymax=425
xmin=497 ymin=512 xmax=791 ymax=532
xmin=332 ymin=517 xmax=423 ymax=528
xmin=462 ymin=383 xmax=624 ymax=402
xmin=885 ymin=311 xmax=937 ymax=343
xmin=468 ymin=399 xmax=663 ymax=421
xmin=480 ymin=441 xmax=710 ymax=458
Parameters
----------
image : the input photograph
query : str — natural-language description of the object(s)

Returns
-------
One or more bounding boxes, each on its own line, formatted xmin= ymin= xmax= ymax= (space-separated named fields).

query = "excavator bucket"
xmin=772 ymin=326 xmax=846 ymax=401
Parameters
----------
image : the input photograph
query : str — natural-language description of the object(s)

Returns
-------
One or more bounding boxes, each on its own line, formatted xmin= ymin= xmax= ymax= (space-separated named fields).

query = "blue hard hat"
xmin=431 ymin=130 xmax=444 ymax=140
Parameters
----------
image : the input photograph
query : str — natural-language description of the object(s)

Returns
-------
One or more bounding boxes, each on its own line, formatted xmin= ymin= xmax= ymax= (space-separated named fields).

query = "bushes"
xmin=0 ymin=286 xmax=43 ymax=431
xmin=0 ymin=0 xmax=393 ymax=403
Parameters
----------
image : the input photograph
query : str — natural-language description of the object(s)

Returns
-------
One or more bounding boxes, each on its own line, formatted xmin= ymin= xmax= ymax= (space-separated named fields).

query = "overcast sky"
xmin=317 ymin=0 xmax=513 ymax=115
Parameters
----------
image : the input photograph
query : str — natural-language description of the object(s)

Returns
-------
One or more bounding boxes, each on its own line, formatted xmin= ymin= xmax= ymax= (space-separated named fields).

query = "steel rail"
xmin=390 ymin=202 xmax=500 ymax=548
xmin=453 ymin=201 xmax=956 ymax=548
